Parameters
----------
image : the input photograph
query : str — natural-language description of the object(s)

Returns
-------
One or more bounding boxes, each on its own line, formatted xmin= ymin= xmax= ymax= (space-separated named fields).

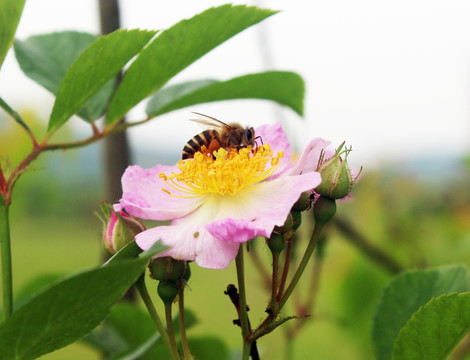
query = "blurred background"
xmin=1 ymin=1 xmax=470 ymax=359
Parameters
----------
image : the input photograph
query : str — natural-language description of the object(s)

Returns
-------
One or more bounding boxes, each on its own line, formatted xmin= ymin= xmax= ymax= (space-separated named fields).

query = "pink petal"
xmin=135 ymin=216 xmax=239 ymax=269
xmin=118 ymin=165 xmax=204 ymax=221
xmin=255 ymin=123 xmax=292 ymax=175
xmin=206 ymin=171 xmax=322 ymax=243
xmin=289 ymin=138 xmax=330 ymax=175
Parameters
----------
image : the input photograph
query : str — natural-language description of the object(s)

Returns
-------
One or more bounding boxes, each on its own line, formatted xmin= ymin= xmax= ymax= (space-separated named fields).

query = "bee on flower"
xmin=115 ymin=122 xmax=331 ymax=269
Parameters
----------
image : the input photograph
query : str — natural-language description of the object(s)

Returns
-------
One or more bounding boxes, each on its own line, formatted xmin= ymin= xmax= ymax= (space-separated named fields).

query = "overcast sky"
xmin=2 ymin=0 xmax=470 ymax=169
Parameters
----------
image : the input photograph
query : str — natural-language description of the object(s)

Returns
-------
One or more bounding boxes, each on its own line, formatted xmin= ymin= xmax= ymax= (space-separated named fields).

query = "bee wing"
xmin=190 ymin=112 xmax=232 ymax=129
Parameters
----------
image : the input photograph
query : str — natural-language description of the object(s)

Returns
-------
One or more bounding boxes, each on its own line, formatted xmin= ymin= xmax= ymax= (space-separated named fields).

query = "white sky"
xmin=2 ymin=0 xmax=470 ymax=169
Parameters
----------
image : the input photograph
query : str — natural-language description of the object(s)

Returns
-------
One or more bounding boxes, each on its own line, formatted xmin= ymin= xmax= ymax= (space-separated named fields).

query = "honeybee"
xmin=182 ymin=112 xmax=259 ymax=159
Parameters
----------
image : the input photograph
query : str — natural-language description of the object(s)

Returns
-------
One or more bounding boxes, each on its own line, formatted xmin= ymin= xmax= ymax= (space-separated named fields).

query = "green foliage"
xmin=106 ymin=4 xmax=278 ymax=125
xmin=48 ymin=29 xmax=156 ymax=133
xmin=0 ymin=243 xmax=166 ymax=360
xmin=0 ymin=0 xmax=25 ymax=67
xmin=14 ymin=31 xmax=114 ymax=124
xmin=372 ymin=265 xmax=470 ymax=360
xmin=84 ymin=302 xmax=198 ymax=360
xmin=187 ymin=336 xmax=230 ymax=360
xmin=392 ymin=292 xmax=470 ymax=360
xmin=146 ymin=71 xmax=305 ymax=117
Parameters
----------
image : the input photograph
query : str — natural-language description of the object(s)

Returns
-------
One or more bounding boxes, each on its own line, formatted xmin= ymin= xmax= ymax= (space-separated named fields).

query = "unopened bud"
xmin=98 ymin=203 xmax=145 ymax=254
xmin=291 ymin=210 xmax=302 ymax=231
xmin=149 ymin=257 xmax=189 ymax=282
xmin=315 ymin=142 xmax=360 ymax=199
xmin=157 ymin=281 xmax=179 ymax=304
xmin=267 ymin=233 xmax=285 ymax=254
xmin=313 ymin=196 xmax=336 ymax=225
xmin=292 ymin=192 xmax=311 ymax=211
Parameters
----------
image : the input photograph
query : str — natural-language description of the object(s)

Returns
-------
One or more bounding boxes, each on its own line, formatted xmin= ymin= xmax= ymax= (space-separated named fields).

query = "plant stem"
xmin=178 ymin=283 xmax=192 ymax=359
xmin=165 ymin=302 xmax=179 ymax=359
xmin=235 ymin=244 xmax=251 ymax=360
xmin=248 ymin=245 xmax=271 ymax=292
xmin=0 ymin=203 xmax=12 ymax=321
xmin=135 ymin=276 xmax=179 ymax=360
xmin=333 ymin=217 xmax=404 ymax=274
xmin=271 ymin=252 xmax=280 ymax=299
xmin=279 ymin=222 xmax=325 ymax=310
xmin=276 ymin=234 xmax=293 ymax=301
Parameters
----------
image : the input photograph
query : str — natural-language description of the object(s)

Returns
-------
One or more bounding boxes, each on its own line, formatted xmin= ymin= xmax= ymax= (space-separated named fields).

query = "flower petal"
xmin=255 ymin=123 xmax=292 ymax=175
xmin=135 ymin=217 xmax=239 ymax=269
xmin=206 ymin=171 xmax=322 ymax=243
xmin=289 ymin=137 xmax=330 ymax=175
xmin=117 ymin=165 xmax=205 ymax=221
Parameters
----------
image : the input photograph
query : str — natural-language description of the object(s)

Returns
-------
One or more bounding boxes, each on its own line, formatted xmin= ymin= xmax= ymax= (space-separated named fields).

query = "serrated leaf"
xmin=0 ymin=0 xmax=26 ymax=67
xmin=14 ymin=31 xmax=113 ymax=122
xmin=0 ymin=243 xmax=166 ymax=360
xmin=372 ymin=265 xmax=470 ymax=360
xmin=48 ymin=29 xmax=156 ymax=133
xmin=106 ymin=4 xmax=278 ymax=125
xmin=392 ymin=293 xmax=470 ymax=360
xmin=146 ymin=71 xmax=305 ymax=118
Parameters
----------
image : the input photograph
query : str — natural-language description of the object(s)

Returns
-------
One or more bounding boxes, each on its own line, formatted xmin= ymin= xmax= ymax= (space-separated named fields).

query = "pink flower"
xmin=115 ymin=123 xmax=329 ymax=269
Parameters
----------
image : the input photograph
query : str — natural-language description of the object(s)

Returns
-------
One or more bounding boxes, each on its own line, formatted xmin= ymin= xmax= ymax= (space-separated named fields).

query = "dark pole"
xmin=98 ymin=0 xmax=131 ymax=204
xmin=98 ymin=0 xmax=135 ymax=301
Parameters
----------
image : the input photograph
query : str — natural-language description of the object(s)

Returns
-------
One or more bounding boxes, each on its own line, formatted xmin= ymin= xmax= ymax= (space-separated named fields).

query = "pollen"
xmin=160 ymin=145 xmax=283 ymax=197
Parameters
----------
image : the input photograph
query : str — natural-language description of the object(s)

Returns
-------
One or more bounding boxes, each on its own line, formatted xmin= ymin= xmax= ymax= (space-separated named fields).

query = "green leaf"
xmin=88 ymin=302 xmax=197 ymax=360
xmin=105 ymin=240 xmax=143 ymax=265
xmin=372 ymin=265 xmax=470 ymax=360
xmin=0 ymin=243 xmax=166 ymax=360
xmin=392 ymin=293 xmax=470 ymax=360
xmin=146 ymin=71 xmax=305 ymax=118
xmin=106 ymin=4 xmax=278 ymax=125
xmin=0 ymin=0 xmax=26 ymax=67
xmin=48 ymin=29 xmax=156 ymax=133
xmin=14 ymin=31 xmax=96 ymax=95
xmin=0 ymin=96 xmax=31 ymax=132
xmin=188 ymin=336 xmax=230 ymax=360
xmin=14 ymin=31 xmax=111 ymax=122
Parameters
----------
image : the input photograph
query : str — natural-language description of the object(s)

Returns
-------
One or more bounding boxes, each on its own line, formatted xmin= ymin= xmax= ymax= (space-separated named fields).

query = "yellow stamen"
xmin=160 ymin=144 xmax=283 ymax=197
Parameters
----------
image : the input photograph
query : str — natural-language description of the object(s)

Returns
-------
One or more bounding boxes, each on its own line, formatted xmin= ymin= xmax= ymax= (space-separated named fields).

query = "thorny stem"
xmin=0 ymin=203 xmax=12 ymax=321
xmin=178 ymin=282 xmax=192 ymax=359
xmin=248 ymin=245 xmax=271 ymax=292
xmin=271 ymin=253 xmax=280 ymax=299
xmin=279 ymin=223 xmax=325 ymax=310
xmin=276 ymin=233 xmax=294 ymax=301
xmin=165 ymin=302 xmax=180 ymax=360
xmin=286 ymin=246 xmax=324 ymax=340
xmin=235 ymin=245 xmax=251 ymax=360
xmin=135 ymin=276 xmax=179 ymax=360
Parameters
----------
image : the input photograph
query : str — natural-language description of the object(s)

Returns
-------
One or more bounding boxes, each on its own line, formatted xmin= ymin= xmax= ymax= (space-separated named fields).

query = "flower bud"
xmin=291 ymin=210 xmax=302 ymax=231
xmin=267 ymin=233 xmax=285 ymax=254
xmin=292 ymin=191 xmax=311 ymax=211
xmin=98 ymin=203 xmax=146 ymax=254
xmin=313 ymin=196 xmax=336 ymax=225
xmin=315 ymin=142 xmax=360 ymax=199
xmin=149 ymin=257 xmax=189 ymax=282
xmin=157 ymin=280 xmax=179 ymax=304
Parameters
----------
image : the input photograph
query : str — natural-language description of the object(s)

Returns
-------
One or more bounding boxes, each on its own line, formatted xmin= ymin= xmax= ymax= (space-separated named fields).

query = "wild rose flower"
xmin=115 ymin=123 xmax=329 ymax=269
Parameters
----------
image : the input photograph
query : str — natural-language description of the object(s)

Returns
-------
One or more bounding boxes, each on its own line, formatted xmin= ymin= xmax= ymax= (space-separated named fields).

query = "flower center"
xmin=160 ymin=144 xmax=283 ymax=197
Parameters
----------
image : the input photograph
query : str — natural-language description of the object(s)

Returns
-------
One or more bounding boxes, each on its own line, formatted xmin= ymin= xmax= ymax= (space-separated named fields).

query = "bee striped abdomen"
xmin=182 ymin=130 xmax=218 ymax=159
